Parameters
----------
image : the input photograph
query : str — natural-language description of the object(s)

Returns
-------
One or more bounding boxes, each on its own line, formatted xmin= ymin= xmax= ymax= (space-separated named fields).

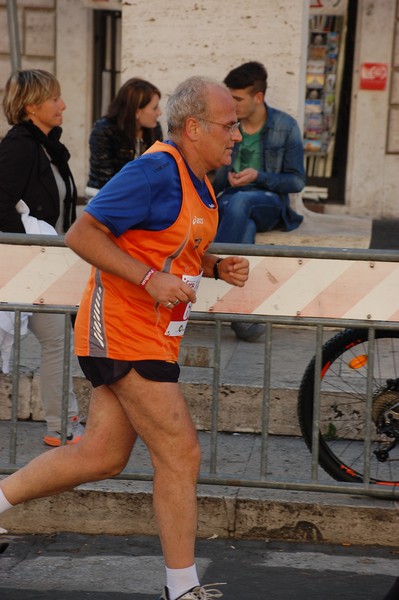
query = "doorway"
xmin=303 ymin=1 xmax=358 ymax=204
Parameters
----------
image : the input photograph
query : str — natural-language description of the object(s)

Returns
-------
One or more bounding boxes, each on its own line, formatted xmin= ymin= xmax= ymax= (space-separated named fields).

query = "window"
xmin=92 ymin=10 xmax=122 ymax=122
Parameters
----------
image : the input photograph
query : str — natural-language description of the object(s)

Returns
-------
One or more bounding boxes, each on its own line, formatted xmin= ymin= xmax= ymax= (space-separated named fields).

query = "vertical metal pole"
xmin=6 ymin=0 xmax=21 ymax=72
xmin=10 ymin=310 xmax=21 ymax=465
xmin=209 ymin=319 xmax=222 ymax=474
xmin=260 ymin=323 xmax=272 ymax=479
xmin=59 ymin=311 xmax=72 ymax=445
xmin=362 ymin=327 xmax=375 ymax=487
xmin=311 ymin=324 xmax=323 ymax=480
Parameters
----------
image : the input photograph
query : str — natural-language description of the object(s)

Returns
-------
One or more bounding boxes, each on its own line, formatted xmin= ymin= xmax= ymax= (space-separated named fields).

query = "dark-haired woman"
xmin=86 ymin=77 xmax=162 ymax=200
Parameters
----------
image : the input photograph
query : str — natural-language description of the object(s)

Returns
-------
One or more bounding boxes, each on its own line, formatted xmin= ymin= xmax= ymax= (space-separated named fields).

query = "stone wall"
xmin=0 ymin=0 xmax=91 ymax=199
xmin=121 ymin=0 xmax=308 ymax=131
xmin=346 ymin=0 xmax=399 ymax=218
xmin=55 ymin=0 xmax=91 ymax=201
xmin=0 ymin=0 xmax=56 ymax=137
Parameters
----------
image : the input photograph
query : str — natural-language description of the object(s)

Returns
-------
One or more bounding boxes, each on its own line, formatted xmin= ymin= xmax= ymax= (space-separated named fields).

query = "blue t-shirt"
xmin=85 ymin=141 xmax=214 ymax=237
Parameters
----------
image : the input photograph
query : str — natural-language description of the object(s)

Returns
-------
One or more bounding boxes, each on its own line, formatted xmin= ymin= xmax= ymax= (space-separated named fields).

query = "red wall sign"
xmin=360 ymin=62 xmax=388 ymax=91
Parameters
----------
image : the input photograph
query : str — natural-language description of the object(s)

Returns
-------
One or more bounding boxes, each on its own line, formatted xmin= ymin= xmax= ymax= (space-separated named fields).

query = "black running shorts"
xmin=78 ymin=356 xmax=180 ymax=388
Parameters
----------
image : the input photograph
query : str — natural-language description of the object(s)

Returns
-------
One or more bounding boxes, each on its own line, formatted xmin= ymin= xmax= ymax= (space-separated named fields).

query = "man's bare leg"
xmin=110 ymin=369 xmax=201 ymax=569
xmin=0 ymin=385 xmax=137 ymax=505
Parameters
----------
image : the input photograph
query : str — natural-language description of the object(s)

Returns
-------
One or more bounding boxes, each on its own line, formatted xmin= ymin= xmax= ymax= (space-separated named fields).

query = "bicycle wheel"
xmin=298 ymin=328 xmax=399 ymax=485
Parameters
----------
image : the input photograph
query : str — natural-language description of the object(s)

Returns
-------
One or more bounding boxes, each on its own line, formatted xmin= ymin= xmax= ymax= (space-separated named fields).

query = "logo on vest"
xmin=192 ymin=216 xmax=204 ymax=225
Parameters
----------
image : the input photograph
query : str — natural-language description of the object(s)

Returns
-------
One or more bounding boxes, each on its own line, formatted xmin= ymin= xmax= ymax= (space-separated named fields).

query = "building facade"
xmin=0 ymin=0 xmax=397 ymax=218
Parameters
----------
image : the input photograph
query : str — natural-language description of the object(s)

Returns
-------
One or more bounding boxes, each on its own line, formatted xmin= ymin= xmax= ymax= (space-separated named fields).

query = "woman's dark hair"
xmin=106 ymin=77 xmax=161 ymax=149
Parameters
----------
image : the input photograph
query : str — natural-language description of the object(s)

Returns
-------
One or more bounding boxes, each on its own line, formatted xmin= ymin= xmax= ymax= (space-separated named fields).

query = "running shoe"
xmin=43 ymin=415 xmax=84 ymax=447
xmin=158 ymin=583 xmax=225 ymax=600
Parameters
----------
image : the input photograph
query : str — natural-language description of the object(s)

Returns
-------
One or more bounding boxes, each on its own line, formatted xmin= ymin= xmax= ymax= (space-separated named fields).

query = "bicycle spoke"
xmin=298 ymin=329 xmax=399 ymax=485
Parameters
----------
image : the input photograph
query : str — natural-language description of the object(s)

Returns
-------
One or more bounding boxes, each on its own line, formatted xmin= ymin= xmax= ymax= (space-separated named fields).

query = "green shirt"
xmin=232 ymin=127 xmax=263 ymax=174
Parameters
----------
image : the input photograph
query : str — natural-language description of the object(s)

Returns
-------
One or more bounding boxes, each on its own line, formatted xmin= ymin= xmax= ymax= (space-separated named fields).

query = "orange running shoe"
xmin=43 ymin=415 xmax=84 ymax=447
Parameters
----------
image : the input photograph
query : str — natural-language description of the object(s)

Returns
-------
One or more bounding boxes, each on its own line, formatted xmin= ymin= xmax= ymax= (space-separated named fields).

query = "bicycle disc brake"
xmin=372 ymin=379 xmax=399 ymax=462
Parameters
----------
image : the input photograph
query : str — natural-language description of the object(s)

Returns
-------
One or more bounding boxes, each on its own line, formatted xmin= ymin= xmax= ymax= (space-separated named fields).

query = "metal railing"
xmin=1 ymin=234 xmax=399 ymax=500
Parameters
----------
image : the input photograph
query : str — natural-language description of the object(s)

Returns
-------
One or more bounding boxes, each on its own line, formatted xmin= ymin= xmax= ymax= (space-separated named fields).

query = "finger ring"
xmin=173 ymin=299 xmax=180 ymax=305
xmin=166 ymin=302 xmax=174 ymax=308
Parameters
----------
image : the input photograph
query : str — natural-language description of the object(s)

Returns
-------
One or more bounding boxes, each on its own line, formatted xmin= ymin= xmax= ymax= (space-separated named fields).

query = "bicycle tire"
xmin=298 ymin=328 xmax=399 ymax=485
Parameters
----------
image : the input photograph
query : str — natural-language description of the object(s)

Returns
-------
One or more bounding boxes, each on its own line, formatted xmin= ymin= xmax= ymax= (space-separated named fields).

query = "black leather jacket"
xmin=87 ymin=117 xmax=163 ymax=189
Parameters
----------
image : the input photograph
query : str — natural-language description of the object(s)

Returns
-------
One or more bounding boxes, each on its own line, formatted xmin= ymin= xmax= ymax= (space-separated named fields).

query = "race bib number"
xmin=164 ymin=272 xmax=202 ymax=337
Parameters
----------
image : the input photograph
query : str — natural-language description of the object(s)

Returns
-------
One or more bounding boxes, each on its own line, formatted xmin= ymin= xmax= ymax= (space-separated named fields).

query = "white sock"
xmin=166 ymin=564 xmax=200 ymax=600
xmin=0 ymin=488 xmax=13 ymax=513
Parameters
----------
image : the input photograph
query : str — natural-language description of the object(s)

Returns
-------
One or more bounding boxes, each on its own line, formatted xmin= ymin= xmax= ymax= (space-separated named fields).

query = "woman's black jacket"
xmin=0 ymin=124 xmax=76 ymax=233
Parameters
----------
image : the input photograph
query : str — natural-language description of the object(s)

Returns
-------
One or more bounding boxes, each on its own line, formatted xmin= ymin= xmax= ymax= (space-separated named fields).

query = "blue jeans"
xmin=214 ymin=188 xmax=283 ymax=244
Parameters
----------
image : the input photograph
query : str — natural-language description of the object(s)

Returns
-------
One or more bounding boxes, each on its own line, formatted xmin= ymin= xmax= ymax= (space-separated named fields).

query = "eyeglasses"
xmin=200 ymin=119 xmax=241 ymax=134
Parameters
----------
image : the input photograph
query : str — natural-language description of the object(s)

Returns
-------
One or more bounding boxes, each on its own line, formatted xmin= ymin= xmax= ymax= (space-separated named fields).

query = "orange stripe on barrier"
xmin=389 ymin=308 xmax=399 ymax=321
xmin=0 ymin=246 xmax=42 ymax=287
xmin=300 ymin=261 xmax=395 ymax=318
xmin=33 ymin=260 xmax=91 ymax=306
xmin=208 ymin=256 xmax=307 ymax=314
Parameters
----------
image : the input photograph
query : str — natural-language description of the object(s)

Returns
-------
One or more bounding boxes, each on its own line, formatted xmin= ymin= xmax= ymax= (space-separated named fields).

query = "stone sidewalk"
xmin=1 ymin=322 xmax=399 ymax=548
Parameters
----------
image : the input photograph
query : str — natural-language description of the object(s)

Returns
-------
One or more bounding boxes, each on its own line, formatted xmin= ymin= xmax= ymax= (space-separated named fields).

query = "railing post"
xmin=6 ymin=0 xmax=21 ymax=72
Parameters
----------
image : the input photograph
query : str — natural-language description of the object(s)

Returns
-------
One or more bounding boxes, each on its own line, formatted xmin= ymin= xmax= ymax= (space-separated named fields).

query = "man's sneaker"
xmin=231 ymin=321 xmax=266 ymax=342
xmin=158 ymin=583 xmax=225 ymax=600
xmin=0 ymin=542 xmax=9 ymax=553
xmin=43 ymin=415 xmax=85 ymax=447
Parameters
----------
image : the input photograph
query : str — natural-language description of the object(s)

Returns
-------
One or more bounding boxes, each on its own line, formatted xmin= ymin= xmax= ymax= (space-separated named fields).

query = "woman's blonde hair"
xmin=3 ymin=69 xmax=61 ymax=125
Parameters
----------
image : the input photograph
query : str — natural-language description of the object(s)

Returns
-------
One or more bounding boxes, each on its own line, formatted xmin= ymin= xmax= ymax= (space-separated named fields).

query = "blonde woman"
xmin=0 ymin=69 xmax=83 ymax=446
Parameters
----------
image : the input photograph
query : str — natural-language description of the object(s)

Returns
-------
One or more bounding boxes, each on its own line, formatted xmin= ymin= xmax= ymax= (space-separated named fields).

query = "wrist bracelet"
xmin=213 ymin=258 xmax=223 ymax=280
xmin=140 ymin=268 xmax=156 ymax=287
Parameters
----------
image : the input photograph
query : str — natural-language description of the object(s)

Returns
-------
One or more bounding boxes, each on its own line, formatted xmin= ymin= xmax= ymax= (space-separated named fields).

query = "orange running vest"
xmin=74 ymin=141 xmax=218 ymax=362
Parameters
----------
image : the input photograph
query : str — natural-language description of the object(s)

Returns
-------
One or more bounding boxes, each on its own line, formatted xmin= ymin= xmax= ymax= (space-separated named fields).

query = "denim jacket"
xmin=212 ymin=104 xmax=306 ymax=231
